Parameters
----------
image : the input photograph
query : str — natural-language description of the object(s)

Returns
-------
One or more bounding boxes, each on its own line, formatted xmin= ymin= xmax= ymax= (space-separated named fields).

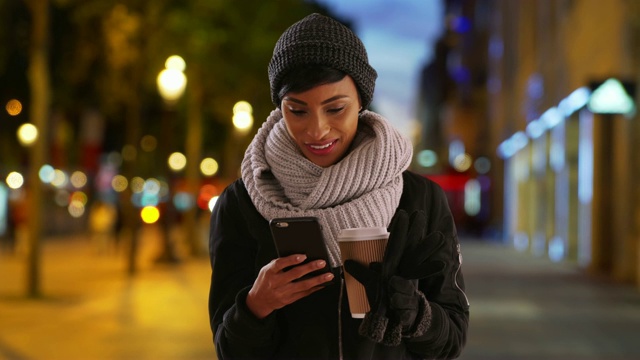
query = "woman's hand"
xmin=246 ymin=254 xmax=335 ymax=319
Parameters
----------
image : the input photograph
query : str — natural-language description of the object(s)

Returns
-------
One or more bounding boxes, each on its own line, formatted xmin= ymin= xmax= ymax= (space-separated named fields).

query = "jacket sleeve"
xmin=403 ymin=178 xmax=470 ymax=359
xmin=208 ymin=182 xmax=280 ymax=359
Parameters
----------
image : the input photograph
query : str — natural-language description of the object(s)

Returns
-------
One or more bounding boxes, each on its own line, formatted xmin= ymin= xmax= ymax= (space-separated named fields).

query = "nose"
xmin=306 ymin=114 xmax=330 ymax=140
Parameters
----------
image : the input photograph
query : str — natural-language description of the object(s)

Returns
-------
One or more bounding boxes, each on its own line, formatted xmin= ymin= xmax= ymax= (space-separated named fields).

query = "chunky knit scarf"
xmin=241 ymin=109 xmax=412 ymax=267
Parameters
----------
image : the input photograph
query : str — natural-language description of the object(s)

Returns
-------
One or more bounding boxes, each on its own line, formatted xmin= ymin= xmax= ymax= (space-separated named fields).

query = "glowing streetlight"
xmin=157 ymin=55 xmax=187 ymax=105
xmin=232 ymin=100 xmax=253 ymax=133
xmin=17 ymin=123 xmax=38 ymax=146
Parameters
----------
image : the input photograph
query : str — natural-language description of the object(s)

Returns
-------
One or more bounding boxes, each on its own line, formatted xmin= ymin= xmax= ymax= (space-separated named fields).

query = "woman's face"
xmin=281 ymin=76 xmax=361 ymax=168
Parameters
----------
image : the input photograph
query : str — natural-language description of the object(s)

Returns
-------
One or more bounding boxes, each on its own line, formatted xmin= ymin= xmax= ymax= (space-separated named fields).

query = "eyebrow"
xmin=283 ymin=95 xmax=349 ymax=106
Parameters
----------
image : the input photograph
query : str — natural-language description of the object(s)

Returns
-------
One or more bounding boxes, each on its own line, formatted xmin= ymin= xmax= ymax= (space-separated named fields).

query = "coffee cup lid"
xmin=338 ymin=227 xmax=389 ymax=241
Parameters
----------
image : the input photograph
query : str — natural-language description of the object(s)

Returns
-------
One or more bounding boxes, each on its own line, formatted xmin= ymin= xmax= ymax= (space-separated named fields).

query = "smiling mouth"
xmin=309 ymin=141 xmax=335 ymax=150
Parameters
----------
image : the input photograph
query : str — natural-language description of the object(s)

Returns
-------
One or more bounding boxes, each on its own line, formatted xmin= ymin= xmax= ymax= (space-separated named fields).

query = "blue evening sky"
xmin=314 ymin=0 xmax=445 ymax=138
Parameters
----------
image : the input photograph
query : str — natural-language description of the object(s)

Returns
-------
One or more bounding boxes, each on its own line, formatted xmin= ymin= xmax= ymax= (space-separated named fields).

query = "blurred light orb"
xmin=130 ymin=177 xmax=145 ymax=193
xmin=140 ymin=135 xmax=157 ymax=152
xmin=70 ymin=191 xmax=88 ymax=206
xmin=474 ymin=157 xmax=491 ymax=174
xmin=141 ymin=206 xmax=160 ymax=224
xmin=122 ymin=144 xmax=137 ymax=162
xmin=157 ymin=68 xmax=187 ymax=102
xmin=17 ymin=123 xmax=38 ymax=146
xmin=200 ymin=158 xmax=219 ymax=176
xmin=6 ymin=99 xmax=22 ymax=116
xmin=159 ymin=180 xmax=170 ymax=199
xmin=51 ymin=169 xmax=68 ymax=188
xmin=38 ymin=164 xmax=55 ymax=183
xmin=111 ymin=175 xmax=128 ymax=192
xmin=233 ymin=101 xmax=253 ymax=115
xmin=168 ymin=152 xmax=187 ymax=171
xmin=173 ymin=192 xmax=195 ymax=212
xmin=68 ymin=201 xmax=85 ymax=218
xmin=70 ymin=171 xmax=88 ymax=189
xmin=417 ymin=149 xmax=438 ymax=168
xmin=54 ymin=189 xmax=70 ymax=206
xmin=143 ymin=178 xmax=161 ymax=195
xmin=165 ymin=55 xmax=186 ymax=72
xmin=453 ymin=153 xmax=473 ymax=172
xmin=198 ymin=184 xmax=218 ymax=210
xmin=208 ymin=196 xmax=219 ymax=212
xmin=233 ymin=111 xmax=253 ymax=131
xmin=6 ymin=172 xmax=24 ymax=189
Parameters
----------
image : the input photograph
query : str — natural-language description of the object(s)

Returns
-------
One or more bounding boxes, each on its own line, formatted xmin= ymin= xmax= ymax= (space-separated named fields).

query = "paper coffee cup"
xmin=338 ymin=227 xmax=389 ymax=318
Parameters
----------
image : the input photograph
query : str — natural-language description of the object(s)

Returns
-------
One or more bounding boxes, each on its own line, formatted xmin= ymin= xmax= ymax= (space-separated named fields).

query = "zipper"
xmin=454 ymin=244 xmax=470 ymax=307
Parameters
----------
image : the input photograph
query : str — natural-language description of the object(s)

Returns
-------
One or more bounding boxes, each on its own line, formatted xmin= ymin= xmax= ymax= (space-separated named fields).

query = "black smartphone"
xmin=269 ymin=216 xmax=332 ymax=282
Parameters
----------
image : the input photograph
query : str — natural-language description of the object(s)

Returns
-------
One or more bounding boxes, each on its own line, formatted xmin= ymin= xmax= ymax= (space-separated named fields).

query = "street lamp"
xmin=154 ymin=55 xmax=187 ymax=263
xmin=157 ymin=55 xmax=187 ymax=105
xmin=232 ymin=100 xmax=253 ymax=133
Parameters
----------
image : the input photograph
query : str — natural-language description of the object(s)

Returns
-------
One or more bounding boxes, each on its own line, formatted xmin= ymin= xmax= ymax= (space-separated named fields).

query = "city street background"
xmin=2 ymin=231 xmax=639 ymax=360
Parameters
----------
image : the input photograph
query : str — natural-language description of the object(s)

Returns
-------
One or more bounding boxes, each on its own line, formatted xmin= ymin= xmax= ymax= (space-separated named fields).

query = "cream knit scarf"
xmin=241 ymin=109 xmax=413 ymax=267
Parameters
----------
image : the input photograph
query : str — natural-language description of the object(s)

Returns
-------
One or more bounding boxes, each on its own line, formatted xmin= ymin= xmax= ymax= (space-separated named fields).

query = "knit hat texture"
xmin=268 ymin=13 xmax=378 ymax=109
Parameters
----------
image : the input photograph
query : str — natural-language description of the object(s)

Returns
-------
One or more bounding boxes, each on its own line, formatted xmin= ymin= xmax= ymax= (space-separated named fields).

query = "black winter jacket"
xmin=208 ymin=171 xmax=470 ymax=359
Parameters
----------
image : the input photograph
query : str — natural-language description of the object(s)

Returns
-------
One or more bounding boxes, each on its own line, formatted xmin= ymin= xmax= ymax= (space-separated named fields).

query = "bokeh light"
xmin=198 ymin=184 xmax=218 ymax=210
xmin=70 ymin=191 xmax=88 ymax=206
xmin=417 ymin=149 xmax=438 ymax=168
xmin=6 ymin=172 xmax=24 ymax=189
xmin=122 ymin=144 xmax=137 ymax=162
xmin=68 ymin=200 xmax=85 ymax=218
xmin=232 ymin=111 xmax=253 ymax=131
xmin=168 ymin=152 xmax=187 ymax=171
xmin=453 ymin=153 xmax=473 ymax=172
xmin=165 ymin=55 xmax=186 ymax=72
xmin=6 ymin=99 xmax=22 ymax=116
xmin=474 ymin=156 xmax=491 ymax=174
xmin=111 ymin=175 xmax=128 ymax=192
xmin=55 ymin=190 xmax=70 ymax=206
xmin=140 ymin=135 xmax=157 ymax=152
xmin=143 ymin=178 xmax=161 ymax=195
xmin=233 ymin=100 xmax=253 ymax=115
xmin=39 ymin=164 xmax=55 ymax=183
xmin=173 ymin=192 xmax=195 ymax=212
xmin=130 ymin=177 xmax=145 ymax=193
xmin=140 ymin=206 xmax=160 ymax=224
xmin=51 ymin=169 xmax=68 ymax=188
xmin=70 ymin=171 xmax=88 ymax=189
xmin=233 ymin=101 xmax=253 ymax=132
xmin=17 ymin=123 xmax=38 ymax=146
xmin=200 ymin=158 xmax=219 ymax=176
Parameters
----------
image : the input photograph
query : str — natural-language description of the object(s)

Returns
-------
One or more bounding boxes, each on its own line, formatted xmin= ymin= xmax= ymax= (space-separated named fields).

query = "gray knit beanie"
xmin=268 ymin=13 xmax=378 ymax=109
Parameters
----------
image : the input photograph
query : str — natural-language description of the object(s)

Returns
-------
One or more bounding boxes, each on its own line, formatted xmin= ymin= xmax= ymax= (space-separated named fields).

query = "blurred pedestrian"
xmin=88 ymin=200 xmax=117 ymax=255
xmin=208 ymin=13 xmax=469 ymax=359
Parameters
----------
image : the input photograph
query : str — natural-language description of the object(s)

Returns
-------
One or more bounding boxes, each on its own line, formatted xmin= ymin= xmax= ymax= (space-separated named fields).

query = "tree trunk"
xmin=184 ymin=79 xmax=204 ymax=256
xmin=24 ymin=0 xmax=51 ymax=298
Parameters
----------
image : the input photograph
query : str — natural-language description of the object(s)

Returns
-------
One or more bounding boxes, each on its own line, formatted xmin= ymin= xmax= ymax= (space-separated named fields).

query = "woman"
xmin=209 ymin=13 xmax=469 ymax=359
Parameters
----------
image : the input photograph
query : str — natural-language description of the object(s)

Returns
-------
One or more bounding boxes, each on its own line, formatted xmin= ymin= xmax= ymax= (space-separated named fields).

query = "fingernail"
xmin=297 ymin=255 xmax=306 ymax=261
xmin=324 ymin=273 xmax=334 ymax=280
xmin=317 ymin=260 xmax=326 ymax=268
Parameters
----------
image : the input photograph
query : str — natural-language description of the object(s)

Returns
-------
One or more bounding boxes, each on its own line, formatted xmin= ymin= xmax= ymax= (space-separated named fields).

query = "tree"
xmin=23 ymin=0 xmax=51 ymax=297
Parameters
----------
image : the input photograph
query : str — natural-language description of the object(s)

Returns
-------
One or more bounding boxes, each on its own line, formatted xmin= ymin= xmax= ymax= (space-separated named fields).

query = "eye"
xmin=327 ymin=107 xmax=345 ymax=114
xmin=287 ymin=108 xmax=306 ymax=116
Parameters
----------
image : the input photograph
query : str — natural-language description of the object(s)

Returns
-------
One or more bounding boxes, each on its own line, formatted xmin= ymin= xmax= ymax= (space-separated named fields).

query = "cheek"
xmin=283 ymin=119 xmax=301 ymax=141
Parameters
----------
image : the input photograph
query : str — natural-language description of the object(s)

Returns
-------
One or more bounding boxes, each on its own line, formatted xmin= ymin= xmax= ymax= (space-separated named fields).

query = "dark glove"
xmin=397 ymin=211 xmax=447 ymax=280
xmin=344 ymin=209 xmax=431 ymax=345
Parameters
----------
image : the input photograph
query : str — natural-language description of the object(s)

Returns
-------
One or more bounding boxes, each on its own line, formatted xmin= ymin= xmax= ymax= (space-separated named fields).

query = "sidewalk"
xmin=458 ymin=239 xmax=640 ymax=360
xmin=1 ymin=233 xmax=639 ymax=359
xmin=0 ymin=225 xmax=216 ymax=360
